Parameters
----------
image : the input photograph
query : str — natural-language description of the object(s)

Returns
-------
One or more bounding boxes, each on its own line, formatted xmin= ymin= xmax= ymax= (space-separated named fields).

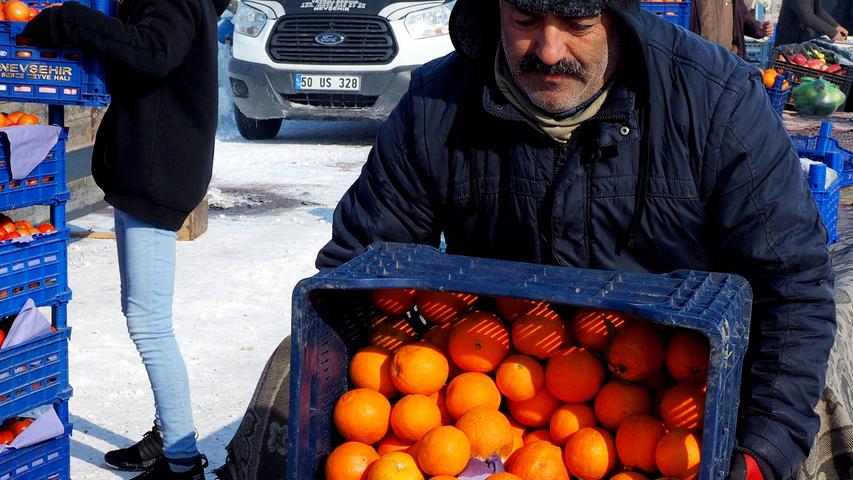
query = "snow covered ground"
xmin=64 ymin=47 xmax=380 ymax=477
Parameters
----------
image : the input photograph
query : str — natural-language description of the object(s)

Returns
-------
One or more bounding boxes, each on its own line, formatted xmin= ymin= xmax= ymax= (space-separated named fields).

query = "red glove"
xmin=727 ymin=453 xmax=765 ymax=480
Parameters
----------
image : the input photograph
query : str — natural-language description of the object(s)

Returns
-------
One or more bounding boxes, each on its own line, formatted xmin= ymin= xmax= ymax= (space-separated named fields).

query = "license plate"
xmin=294 ymin=74 xmax=361 ymax=92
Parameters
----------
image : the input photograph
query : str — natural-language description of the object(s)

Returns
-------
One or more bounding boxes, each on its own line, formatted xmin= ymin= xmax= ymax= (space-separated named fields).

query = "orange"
xmin=15 ymin=114 xmax=37 ymax=125
xmin=369 ymin=315 xmax=418 ymax=352
xmin=422 ymin=322 xmax=454 ymax=352
xmin=350 ymin=346 xmax=398 ymax=398
xmin=366 ymin=452 xmax=424 ymax=480
xmin=414 ymin=426 xmax=470 ymax=477
xmin=455 ymin=407 xmax=514 ymax=460
xmin=429 ymin=386 xmax=452 ymax=425
xmin=445 ymin=372 xmax=501 ymax=419
xmin=665 ymin=330 xmax=710 ymax=383
xmin=430 ymin=477 xmax=459 ymax=480
xmin=505 ymin=440 xmax=569 ymax=480
xmin=615 ymin=414 xmax=667 ymax=473
xmin=545 ymin=346 xmax=606 ymax=403
xmin=4 ymin=1 xmax=29 ymax=22
xmin=522 ymin=429 xmax=553 ymax=445
xmin=486 ymin=474 xmax=523 ymax=480
xmin=6 ymin=112 xmax=24 ymax=124
xmin=506 ymin=387 xmax=561 ymax=428
xmin=495 ymin=296 xmax=550 ymax=323
xmin=371 ymin=288 xmax=416 ymax=315
xmin=593 ymin=381 xmax=652 ymax=431
xmin=333 ymin=388 xmax=391 ymax=445
xmin=570 ymin=308 xmax=631 ymax=353
xmin=655 ymin=429 xmax=702 ymax=479
xmin=0 ymin=115 xmax=8 ymax=128
xmin=659 ymin=382 xmax=706 ymax=430
xmin=390 ymin=344 xmax=450 ymax=396
xmin=511 ymin=310 xmax=569 ymax=360
xmin=416 ymin=290 xmax=478 ymax=324
xmin=376 ymin=432 xmax=412 ymax=455
xmin=549 ymin=403 xmax=597 ymax=445
xmin=448 ymin=311 xmax=510 ymax=373
xmin=391 ymin=394 xmax=442 ymax=443
xmin=325 ymin=441 xmax=379 ymax=480
xmin=763 ymin=68 xmax=778 ymax=88
xmin=495 ymin=354 xmax=544 ymax=401
xmin=509 ymin=419 xmax=525 ymax=456
xmin=606 ymin=322 xmax=665 ymax=382
xmin=564 ymin=427 xmax=617 ymax=480
xmin=610 ymin=473 xmax=650 ymax=480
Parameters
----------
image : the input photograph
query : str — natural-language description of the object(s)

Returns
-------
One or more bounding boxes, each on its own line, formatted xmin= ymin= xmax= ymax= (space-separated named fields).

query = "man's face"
xmin=499 ymin=1 xmax=619 ymax=113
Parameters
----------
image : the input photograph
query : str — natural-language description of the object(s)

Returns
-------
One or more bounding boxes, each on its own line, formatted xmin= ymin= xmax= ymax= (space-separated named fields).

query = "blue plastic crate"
xmin=0 ymin=399 xmax=71 ymax=480
xmin=0 ymin=328 xmax=69 ymax=423
xmin=287 ymin=242 xmax=753 ymax=480
xmin=765 ymin=72 xmax=793 ymax=116
xmin=807 ymin=163 xmax=840 ymax=245
xmin=0 ymin=128 xmax=67 ymax=211
xmin=641 ymin=1 xmax=692 ymax=29
xmin=746 ymin=40 xmax=772 ymax=69
xmin=0 ymin=230 xmax=69 ymax=320
xmin=0 ymin=0 xmax=115 ymax=107
xmin=791 ymin=120 xmax=853 ymax=187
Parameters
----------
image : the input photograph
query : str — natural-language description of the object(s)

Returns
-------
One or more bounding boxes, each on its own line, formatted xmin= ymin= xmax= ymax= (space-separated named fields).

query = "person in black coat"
xmin=314 ymin=0 xmax=835 ymax=479
xmin=22 ymin=0 xmax=228 ymax=477
xmin=776 ymin=0 xmax=848 ymax=44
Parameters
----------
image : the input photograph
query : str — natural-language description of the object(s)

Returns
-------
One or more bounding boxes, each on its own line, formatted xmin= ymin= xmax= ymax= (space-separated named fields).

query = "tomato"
xmin=0 ymin=431 xmax=13 ymax=445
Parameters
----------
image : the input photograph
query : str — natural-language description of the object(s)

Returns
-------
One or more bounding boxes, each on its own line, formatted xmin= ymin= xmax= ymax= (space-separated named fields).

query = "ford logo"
xmin=315 ymin=32 xmax=345 ymax=45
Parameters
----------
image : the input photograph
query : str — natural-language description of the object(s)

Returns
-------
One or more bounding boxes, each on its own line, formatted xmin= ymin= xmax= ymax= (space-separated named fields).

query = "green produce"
xmin=792 ymin=78 xmax=847 ymax=116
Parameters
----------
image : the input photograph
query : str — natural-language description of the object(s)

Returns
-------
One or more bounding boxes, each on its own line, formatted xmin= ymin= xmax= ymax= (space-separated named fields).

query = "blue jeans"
xmin=115 ymin=208 xmax=198 ymax=461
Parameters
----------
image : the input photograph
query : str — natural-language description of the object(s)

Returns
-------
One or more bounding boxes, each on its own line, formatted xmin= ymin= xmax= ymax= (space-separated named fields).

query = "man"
xmin=776 ymin=0 xmax=848 ymax=44
xmin=316 ymin=0 xmax=836 ymax=479
xmin=21 ymin=0 xmax=227 ymax=477
xmin=690 ymin=0 xmax=775 ymax=59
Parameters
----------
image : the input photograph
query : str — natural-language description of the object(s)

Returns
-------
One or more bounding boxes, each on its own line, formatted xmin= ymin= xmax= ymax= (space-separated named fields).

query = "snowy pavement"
xmin=65 ymin=118 xmax=378 ymax=478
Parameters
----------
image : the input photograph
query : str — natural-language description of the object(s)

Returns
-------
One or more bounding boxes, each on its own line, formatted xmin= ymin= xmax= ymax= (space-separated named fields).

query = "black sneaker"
xmin=105 ymin=425 xmax=164 ymax=471
xmin=131 ymin=455 xmax=208 ymax=480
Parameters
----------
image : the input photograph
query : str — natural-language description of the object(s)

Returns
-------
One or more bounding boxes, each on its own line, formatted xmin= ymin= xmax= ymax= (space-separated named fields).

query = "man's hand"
xmin=761 ymin=21 xmax=774 ymax=38
xmin=833 ymin=31 xmax=847 ymax=42
xmin=727 ymin=453 xmax=766 ymax=480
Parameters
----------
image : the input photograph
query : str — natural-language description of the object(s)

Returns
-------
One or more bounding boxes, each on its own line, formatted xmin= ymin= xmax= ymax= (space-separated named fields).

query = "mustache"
xmin=518 ymin=54 xmax=587 ymax=79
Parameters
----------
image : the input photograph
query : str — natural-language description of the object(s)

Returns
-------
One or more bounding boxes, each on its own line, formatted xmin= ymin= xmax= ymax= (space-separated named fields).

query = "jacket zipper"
xmin=584 ymin=148 xmax=601 ymax=269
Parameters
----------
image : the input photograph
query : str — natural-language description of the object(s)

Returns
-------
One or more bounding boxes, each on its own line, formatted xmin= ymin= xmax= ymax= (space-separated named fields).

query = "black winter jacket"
xmin=776 ymin=0 xmax=841 ymax=46
xmin=24 ymin=0 xmax=228 ymax=230
xmin=316 ymin=2 xmax=836 ymax=479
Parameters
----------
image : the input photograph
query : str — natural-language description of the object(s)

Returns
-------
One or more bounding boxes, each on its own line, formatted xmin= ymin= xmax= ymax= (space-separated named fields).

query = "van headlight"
xmin=234 ymin=2 xmax=268 ymax=38
xmin=404 ymin=1 xmax=456 ymax=39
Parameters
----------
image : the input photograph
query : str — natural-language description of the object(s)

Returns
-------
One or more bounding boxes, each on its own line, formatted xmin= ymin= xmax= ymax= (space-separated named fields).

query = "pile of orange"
xmin=0 ymin=111 xmax=39 ymax=128
xmin=0 ymin=214 xmax=56 ymax=242
xmin=0 ymin=0 xmax=40 ymax=22
xmin=325 ymin=289 xmax=709 ymax=480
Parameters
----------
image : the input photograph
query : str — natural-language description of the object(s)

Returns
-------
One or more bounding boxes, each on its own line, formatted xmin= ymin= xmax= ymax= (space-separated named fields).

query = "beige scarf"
xmin=494 ymin=49 xmax=610 ymax=143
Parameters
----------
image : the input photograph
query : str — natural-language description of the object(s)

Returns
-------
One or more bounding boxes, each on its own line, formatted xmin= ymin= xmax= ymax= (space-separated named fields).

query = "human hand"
xmin=833 ymin=31 xmax=847 ymax=42
xmin=836 ymin=25 xmax=849 ymax=37
xmin=761 ymin=21 xmax=774 ymax=38
xmin=727 ymin=453 xmax=766 ymax=480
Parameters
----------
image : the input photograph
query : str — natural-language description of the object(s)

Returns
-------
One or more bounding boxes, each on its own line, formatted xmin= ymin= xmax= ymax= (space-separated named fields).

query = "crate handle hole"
xmin=14 ymin=388 xmax=25 ymax=396
xmin=12 ymin=287 xmax=23 ymax=295
xmin=29 ymin=360 xmax=41 ymax=368
xmin=31 ymin=382 xmax=41 ymax=390
xmin=42 ymin=176 xmax=54 ymax=183
xmin=47 ymin=376 xmax=57 ymax=384
xmin=25 ymin=179 xmax=38 ymax=186
xmin=46 ymin=354 xmax=57 ymax=363
xmin=27 ymin=281 xmax=40 ymax=290
xmin=64 ymin=53 xmax=81 ymax=61
xmin=39 ymin=51 xmax=57 ymax=59
xmin=8 ymin=182 xmax=19 ymax=189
